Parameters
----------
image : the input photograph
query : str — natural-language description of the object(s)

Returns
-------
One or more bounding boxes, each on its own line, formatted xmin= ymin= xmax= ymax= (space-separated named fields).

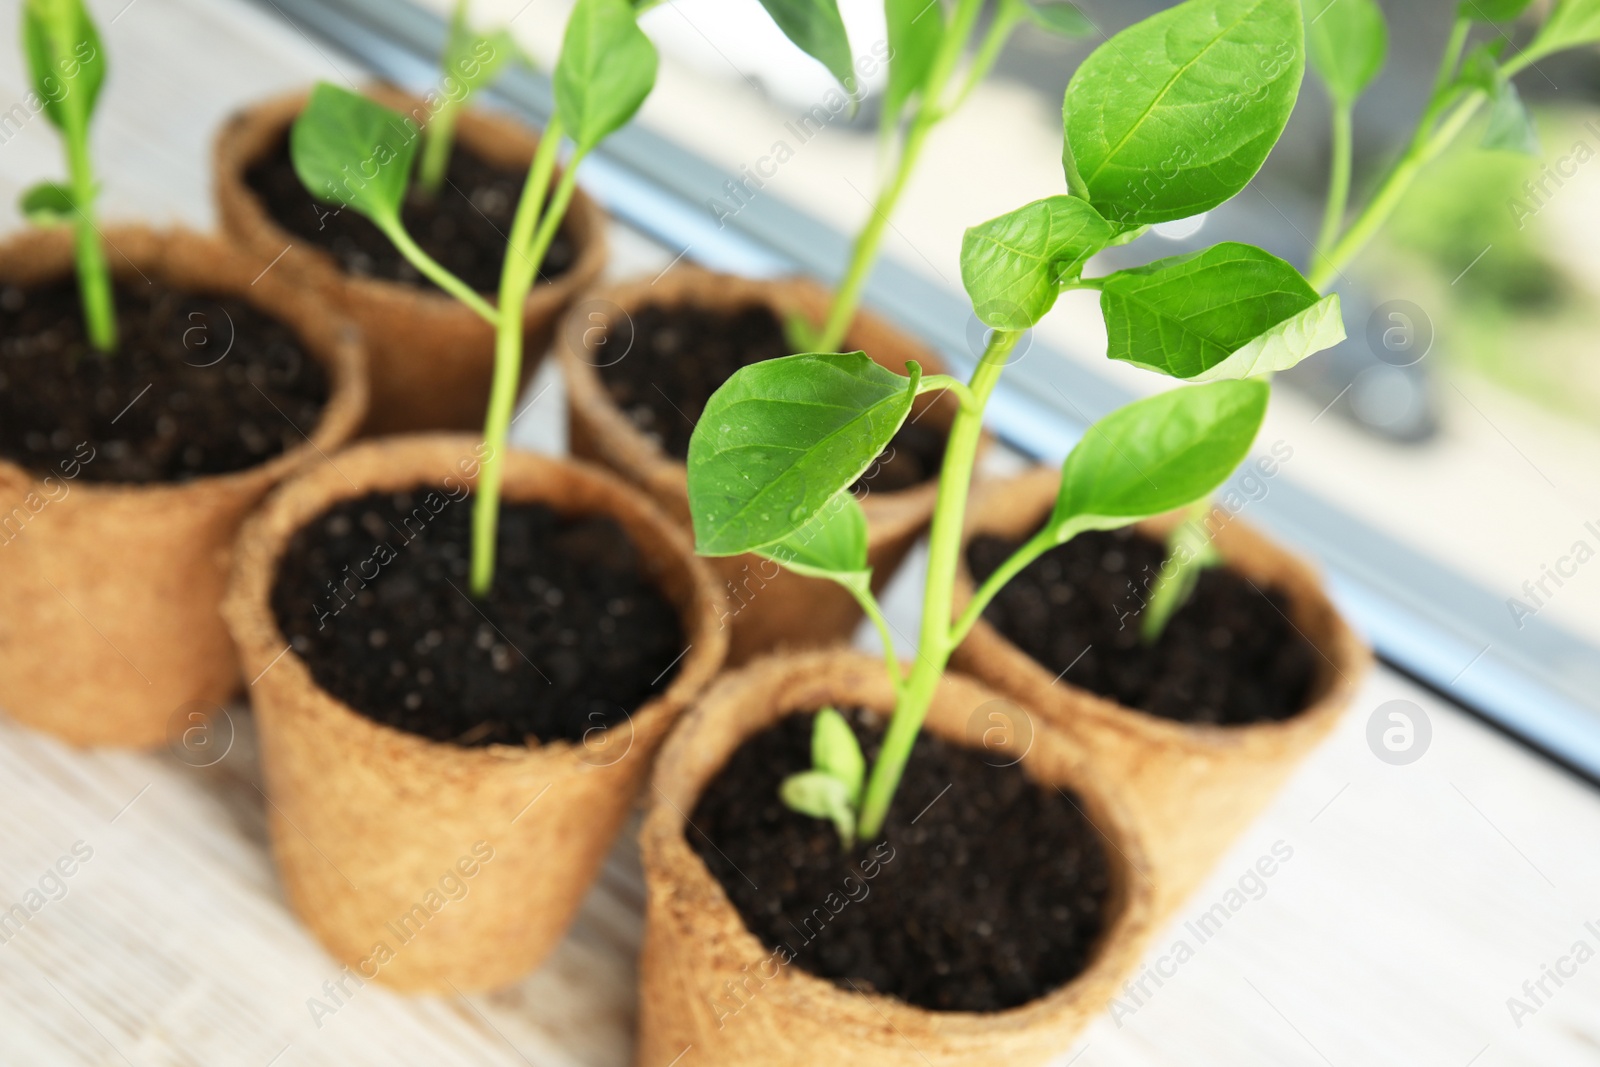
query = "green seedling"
xmin=765 ymin=0 xmax=1093 ymax=352
xmin=1146 ymin=0 xmax=1600 ymax=638
xmin=780 ymin=707 xmax=867 ymax=847
xmin=688 ymin=0 xmax=1348 ymax=845
xmin=290 ymin=0 xmax=658 ymax=595
xmin=19 ymin=0 xmax=114 ymax=351
xmin=414 ymin=0 xmax=524 ymax=199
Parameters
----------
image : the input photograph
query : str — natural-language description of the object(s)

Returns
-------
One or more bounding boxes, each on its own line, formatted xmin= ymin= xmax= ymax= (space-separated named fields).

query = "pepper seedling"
xmin=18 ymin=0 xmax=114 ymax=352
xmin=689 ymin=0 xmax=1359 ymax=844
xmin=290 ymin=0 xmax=658 ymax=595
xmin=414 ymin=0 xmax=525 ymax=200
xmin=769 ymin=0 xmax=1094 ymax=352
xmin=1141 ymin=0 xmax=1600 ymax=639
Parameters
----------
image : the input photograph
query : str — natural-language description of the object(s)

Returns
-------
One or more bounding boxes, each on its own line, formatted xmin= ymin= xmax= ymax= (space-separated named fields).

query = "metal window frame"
xmin=246 ymin=0 xmax=1600 ymax=784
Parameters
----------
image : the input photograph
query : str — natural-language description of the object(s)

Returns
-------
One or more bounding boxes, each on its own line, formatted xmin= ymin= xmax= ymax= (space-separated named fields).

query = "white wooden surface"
xmin=2 ymin=2 xmax=1599 ymax=1065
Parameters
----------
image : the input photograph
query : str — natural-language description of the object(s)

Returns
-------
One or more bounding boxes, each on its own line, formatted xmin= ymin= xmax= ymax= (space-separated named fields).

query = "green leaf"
xmin=1304 ymin=0 xmax=1387 ymax=106
xmin=1100 ymin=242 xmax=1345 ymax=381
xmin=1482 ymin=80 xmax=1540 ymax=155
xmin=780 ymin=770 xmax=857 ymax=846
xmin=1025 ymin=1 xmax=1093 ymax=35
xmin=19 ymin=181 xmax=77 ymax=225
xmin=688 ymin=352 xmax=921 ymax=555
xmin=1534 ymin=0 xmax=1600 ymax=54
xmin=554 ymin=0 xmax=658 ymax=154
xmin=1457 ymin=42 xmax=1503 ymax=93
xmin=1462 ymin=0 xmax=1535 ymax=21
xmin=883 ymin=0 xmax=943 ymax=132
xmin=760 ymin=491 xmax=870 ymax=583
xmin=960 ymin=196 xmax=1114 ymax=329
xmin=1049 ymin=379 xmax=1270 ymax=537
xmin=811 ymin=707 xmax=865 ymax=805
xmin=22 ymin=0 xmax=105 ymax=134
xmin=1062 ymin=0 xmax=1305 ymax=226
xmin=756 ymin=0 xmax=857 ymax=90
xmin=290 ymin=84 xmax=419 ymax=225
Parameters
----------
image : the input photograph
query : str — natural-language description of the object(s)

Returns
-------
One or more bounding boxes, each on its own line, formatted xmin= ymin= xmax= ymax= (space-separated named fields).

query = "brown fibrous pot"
xmin=223 ymin=435 xmax=727 ymax=993
xmin=637 ymin=648 xmax=1156 ymax=1067
xmin=559 ymin=267 xmax=969 ymax=665
xmin=951 ymin=468 xmax=1371 ymax=917
xmin=214 ymin=86 xmax=607 ymax=436
xmin=0 ymin=225 xmax=367 ymax=748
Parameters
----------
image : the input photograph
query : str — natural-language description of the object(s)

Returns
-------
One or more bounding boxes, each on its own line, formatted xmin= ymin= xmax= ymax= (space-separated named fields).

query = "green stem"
xmin=416 ymin=99 xmax=461 ymax=198
xmin=943 ymin=0 xmax=1025 ymax=118
xmin=1313 ymin=104 xmax=1352 ymax=275
xmin=846 ymin=578 xmax=905 ymax=693
xmin=380 ymin=218 xmax=499 ymax=324
xmin=814 ymin=0 xmax=986 ymax=353
xmin=1307 ymin=92 xmax=1483 ymax=292
xmin=469 ymin=119 xmax=570 ymax=597
xmin=1432 ymin=16 xmax=1471 ymax=102
xmin=65 ymin=124 xmax=114 ymax=352
xmin=949 ymin=524 xmax=1058 ymax=649
xmin=855 ymin=328 xmax=1019 ymax=841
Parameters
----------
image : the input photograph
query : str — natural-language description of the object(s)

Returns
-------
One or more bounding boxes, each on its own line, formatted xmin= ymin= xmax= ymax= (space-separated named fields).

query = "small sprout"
xmin=1141 ymin=506 xmax=1223 ymax=645
xmin=416 ymin=0 xmax=521 ymax=199
xmin=20 ymin=0 xmax=114 ymax=352
xmin=780 ymin=707 xmax=865 ymax=848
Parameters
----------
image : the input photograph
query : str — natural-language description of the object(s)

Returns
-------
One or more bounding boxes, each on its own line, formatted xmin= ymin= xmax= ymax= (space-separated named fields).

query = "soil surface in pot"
xmin=245 ymin=134 xmax=576 ymax=293
xmin=968 ymin=525 xmax=1317 ymax=725
xmin=0 ymin=276 xmax=329 ymax=483
xmin=597 ymin=302 xmax=946 ymax=494
xmin=689 ymin=707 xmax=1111 ymax=1013
xmin=271 ymin=488 xmax=685 ymax=746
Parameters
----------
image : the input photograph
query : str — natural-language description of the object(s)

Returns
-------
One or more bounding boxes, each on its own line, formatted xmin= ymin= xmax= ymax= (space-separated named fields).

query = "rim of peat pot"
xmin=558 ymin=266 xmax=972 ymax=663
xmin=0 ymin=224 xmax=367 ymax=748
xmin=637 ymin=648 xmax=1155 ymax=1067
xmin=223 ymin=435 xmax=727 ymax=993
xmin=950 ymin=467 xmax=1371 ymax=916
xmin=213 ymin=85 xmax=607 ymax=436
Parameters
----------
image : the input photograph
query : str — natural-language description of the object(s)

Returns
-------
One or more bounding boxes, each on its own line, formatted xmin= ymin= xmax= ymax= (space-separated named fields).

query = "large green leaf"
xmin=756 ymin=0 xmax=857 ymax=89
xmin=961 ymin=196 xmax=1114 ymax=329
xmin=883 ymin=0 xmax=943 ymax=132
xmin=1062 ymin=0 xmax=1305 ymax=226
xmin=1304 ymin=0 xmax=1386 ymax=106
xmin=22 ymin=0 xmax=105 ymax=134
xmin=291 ymin=84 xmax=419 ymax=224
xmin=1100 ymin=242 xmax=1344 ymax=381
xmin=760 ymin=491 xmax=871 ymax=584
xmin=554 ymin=0 xmax=658 ymax=154
xmin=688 ymin=352 xmax=921 ymax=555
xmin=1049 ymin=379 xmax=1269 ymax=536
xmin=1533 ymin=0 xmax=1600 ymax=53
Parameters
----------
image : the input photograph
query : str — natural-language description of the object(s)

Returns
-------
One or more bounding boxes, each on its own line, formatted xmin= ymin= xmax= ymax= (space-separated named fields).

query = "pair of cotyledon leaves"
xmin=689 ymin=0 xmax=1331 ymax=567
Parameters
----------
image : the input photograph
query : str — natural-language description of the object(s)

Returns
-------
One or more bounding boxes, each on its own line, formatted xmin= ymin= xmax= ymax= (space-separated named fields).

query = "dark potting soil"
xmin=244 ymin=133 xmax=577 ymax=293
xmin=689 ymin=707 xmax=1112 ymax=1013
xmin=271 ymin=489 xmax=685 ymax=747
xmin=596 ymin=301 xmax=946 ymax=493
xmin=968 ymin=526 xmax=1318 ymax=726
xmin=0 ymin=276 xmax=329 ymax=484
